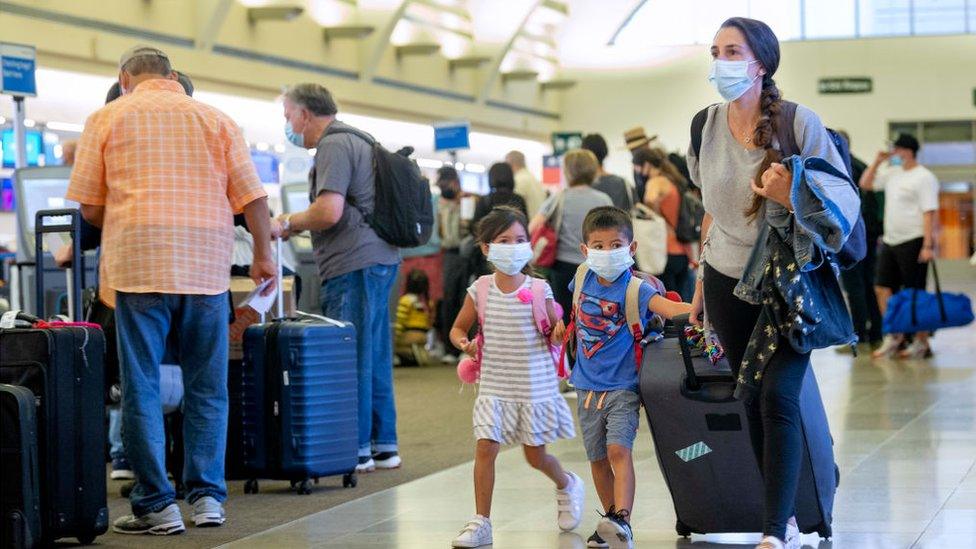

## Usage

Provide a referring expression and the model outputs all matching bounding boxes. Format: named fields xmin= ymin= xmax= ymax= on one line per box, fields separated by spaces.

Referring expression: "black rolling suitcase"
xmin=639 ymin=314 xmax=836 ymax=539
xmin=0 ymin=210 xmax=108 ymax=545
xmin=1 ymin=384 xmax=42 ymax=549
xmin=239 ymin=240 xmax=359 ymax=495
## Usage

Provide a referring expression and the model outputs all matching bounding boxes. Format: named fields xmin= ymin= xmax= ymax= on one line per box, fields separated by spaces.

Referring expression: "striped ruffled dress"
xmin=467 ymin=276 xmax=576 ymax=446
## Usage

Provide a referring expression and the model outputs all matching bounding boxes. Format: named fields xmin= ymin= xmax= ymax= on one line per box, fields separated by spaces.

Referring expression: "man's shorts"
xmin=876 ymin=238 xmax=928 ymax=291
xmin=576 ymin=389 xmax=640 ymax=462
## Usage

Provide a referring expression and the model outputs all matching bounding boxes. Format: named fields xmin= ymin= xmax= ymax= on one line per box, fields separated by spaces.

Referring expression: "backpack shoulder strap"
xmin=571 ymin=263 xmax=590 ymax=316
xmin=529 ymin=278 xmax=550 ymax=335
xmin=625 ymin=274 xmax=647 ymax=371
xmin=691 ymin=104 xmax=717 ymax=158
xmin=775 ymin=100 xmax=800 ymax=158
xmin=474 ymin=275 xmax=492 ymax=327
xmin=325 ymin=124 xmax=377 ymax=146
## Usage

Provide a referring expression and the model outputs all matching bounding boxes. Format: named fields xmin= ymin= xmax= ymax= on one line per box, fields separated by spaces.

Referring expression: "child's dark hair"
xmin=476 ymin=206 xmax=534 ymax=276
xmin=582 ymin=206 xmax=634 ymax=243
xmin=404 ymin=269 xmax=430 ymax=303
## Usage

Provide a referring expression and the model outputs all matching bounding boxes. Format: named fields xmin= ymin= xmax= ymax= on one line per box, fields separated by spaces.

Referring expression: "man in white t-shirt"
xmin=506 ymin=150 xmax=548 ymax=218
xmin=860 ymin=133 xmax=939 ymax=359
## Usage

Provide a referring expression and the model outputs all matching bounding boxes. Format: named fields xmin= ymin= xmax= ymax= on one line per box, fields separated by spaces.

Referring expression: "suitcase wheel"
xmin=675 ymin=520 xmax=692 ymax=538
xmin=343 ymin=473 xmax=357 ymax=488
xmin=244 ymin=478 xmax=259 ymax=494
xmin=77 ymin=533 xmax=96 ymax=545
xmin=296 ymin=479 xmax=313 ymax=495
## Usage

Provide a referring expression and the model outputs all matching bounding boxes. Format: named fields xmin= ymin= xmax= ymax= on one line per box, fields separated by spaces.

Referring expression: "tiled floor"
xmin=223 ymin=266 xmax=976 ymax=549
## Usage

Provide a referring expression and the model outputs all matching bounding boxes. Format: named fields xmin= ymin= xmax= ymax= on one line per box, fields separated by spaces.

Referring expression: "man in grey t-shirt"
xmin=276 ymin=84 xmax=401 ymax=473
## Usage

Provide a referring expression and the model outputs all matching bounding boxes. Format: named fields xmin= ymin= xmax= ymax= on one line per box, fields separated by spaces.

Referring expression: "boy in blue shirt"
xmin=569 ymin=206 xmax=691 ymax=549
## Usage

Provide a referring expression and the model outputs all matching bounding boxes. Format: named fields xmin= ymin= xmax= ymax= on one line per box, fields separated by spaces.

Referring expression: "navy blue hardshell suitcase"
xmin=240 ymin=304 xmax=359 ymax=494
xmin=1 ymin=384 xmax=42 ymax=549
xmin=639 ymin=315 xmax=837 ymax=539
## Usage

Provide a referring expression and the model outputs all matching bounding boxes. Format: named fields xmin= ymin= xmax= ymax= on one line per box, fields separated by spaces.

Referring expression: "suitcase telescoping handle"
xmin=34 ymin=209 xmax=84 ymax=322
xmin=258 ymin=237 xmax=285 ymax=324
xmin=670 ymin=313 xmax=702 ymax=391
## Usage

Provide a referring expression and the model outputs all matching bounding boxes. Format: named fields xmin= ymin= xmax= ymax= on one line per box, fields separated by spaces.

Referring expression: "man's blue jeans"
xmin=321 ymin=264 xmax=399 ymax=457
xmin=115 ymin=292 xmax=229 ymax=515
xmin=108 ymin=406 xmax=125 ymax=460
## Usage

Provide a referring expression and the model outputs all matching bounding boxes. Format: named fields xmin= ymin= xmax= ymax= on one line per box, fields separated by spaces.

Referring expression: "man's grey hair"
xmin=122 ymin=54 xmax=171 ymax=77
xmin=505 ymin=150 xmax=526 ymax=169
xmin=284 ymin=83 xmax=338 ymax=117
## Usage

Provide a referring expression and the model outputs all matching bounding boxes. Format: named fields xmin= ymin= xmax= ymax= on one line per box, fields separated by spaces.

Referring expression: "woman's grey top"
xmin=687 ymin=101 xmax=847 ymax=279
xmin=539 ymin=186 xmax=614 ymax=265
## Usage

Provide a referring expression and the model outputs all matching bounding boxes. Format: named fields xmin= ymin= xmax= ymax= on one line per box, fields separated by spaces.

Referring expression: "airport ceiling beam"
xmin=477 ymin=0 xmax=542 ymax=104
xmin=195 ymin=0 xmax=235 ymax=53
xmin=361 ymin=0 xmax=412 ymax=82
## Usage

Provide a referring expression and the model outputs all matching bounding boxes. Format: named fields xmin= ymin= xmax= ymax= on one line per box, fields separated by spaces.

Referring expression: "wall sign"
xmin=0 ymin=42 xmax=37 ymax=97
xmin=818 ymin=77 xmax=872 ymax=94
xmin=550 ymin=132 xmax=582 ymax=157
xmin=433 ymin=120 xmax=470 ymax=151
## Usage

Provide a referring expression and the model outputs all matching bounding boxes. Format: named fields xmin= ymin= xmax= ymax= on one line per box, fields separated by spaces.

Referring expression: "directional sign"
xmin=0 ymin=42 xmax=37 ymax=97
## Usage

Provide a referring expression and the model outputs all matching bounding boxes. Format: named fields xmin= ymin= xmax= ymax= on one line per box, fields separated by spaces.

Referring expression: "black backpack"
xmin=326 ymin=125 xmax=434 ymax=248
xmin=691 ymin=101 xmax=866 ymax=269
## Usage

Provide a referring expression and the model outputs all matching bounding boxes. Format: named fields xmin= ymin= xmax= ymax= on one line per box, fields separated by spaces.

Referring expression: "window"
xmin=914 ymin=0 xmax=968 ymax=34
xmin=892 ymin=120 xmax=976 ymax=166
xmin=860 ymin=0 xmax=912 ymax=36
xmin=805 ymin=0 xmax=856 ymax=38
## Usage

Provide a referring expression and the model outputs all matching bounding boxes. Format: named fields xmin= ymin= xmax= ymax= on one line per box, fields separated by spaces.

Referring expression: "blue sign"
xmin=434 ymin=120 xmax=470 ymax=152
xmin=0 ymin=43 xmax=37 ymax=97
xmin=1 ymin=129 xmax=42 ymax=167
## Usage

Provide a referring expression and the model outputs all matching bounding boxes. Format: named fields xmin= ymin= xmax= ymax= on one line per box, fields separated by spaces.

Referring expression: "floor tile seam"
xmin=910 ymin=459 xmax=976 ymax=548
xmin=845 ymin=396 xmax=945 ymax=475
xmin=217 ymin=443 xmax=529 ymax=546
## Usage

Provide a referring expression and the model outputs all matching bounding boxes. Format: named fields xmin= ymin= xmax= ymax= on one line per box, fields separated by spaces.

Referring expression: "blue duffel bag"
xmin=882 ymin=261 xmax=974 ymax=334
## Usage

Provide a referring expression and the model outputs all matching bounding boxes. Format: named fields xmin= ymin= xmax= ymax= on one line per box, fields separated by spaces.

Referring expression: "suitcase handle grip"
xmin=668 ymin=313 xmax=702 ymax=392
xmin=34 ymin=209 xmax=84 ymax=322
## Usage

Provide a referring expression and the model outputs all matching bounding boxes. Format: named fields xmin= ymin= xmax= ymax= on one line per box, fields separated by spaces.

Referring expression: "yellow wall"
xmin=560 ymin=35 xmax=976 ymax=176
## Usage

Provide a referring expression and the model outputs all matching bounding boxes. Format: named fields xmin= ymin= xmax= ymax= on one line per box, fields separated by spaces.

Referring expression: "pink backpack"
xmin=468 ymin=275 xmax=567 ymax=380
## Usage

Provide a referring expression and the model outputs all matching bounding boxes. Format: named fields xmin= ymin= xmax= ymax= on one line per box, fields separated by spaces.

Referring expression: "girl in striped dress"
xmin=449 ymin=206 xmax=583 ymax=548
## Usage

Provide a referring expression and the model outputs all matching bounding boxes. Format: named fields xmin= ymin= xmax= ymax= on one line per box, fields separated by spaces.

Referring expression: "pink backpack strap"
xmin=474 ymin=275 xmax=492 ymax=327
xmin=530 ymin=278 xmax=568 ymax=379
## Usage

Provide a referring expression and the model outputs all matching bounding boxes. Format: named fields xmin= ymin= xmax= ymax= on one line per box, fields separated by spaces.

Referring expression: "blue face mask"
xmin=889 ymin=154 xmax=903 ymax=167
xmin=285 ymin=120 xmax=305 ymax=148
xmin=487 ymin=242 xmax=533 ymax=276
xmin=708 ymin=59 xmax=760 ymax=102
xmin=585 ymin=247 xmax=634 ymax=282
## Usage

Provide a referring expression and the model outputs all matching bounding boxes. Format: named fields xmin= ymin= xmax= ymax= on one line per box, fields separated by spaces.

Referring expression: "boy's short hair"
xmin=582 ymin=206 xmax=634 ymax=243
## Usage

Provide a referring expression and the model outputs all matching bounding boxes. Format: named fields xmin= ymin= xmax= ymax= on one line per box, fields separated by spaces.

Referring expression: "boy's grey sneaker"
xmin=113 ymin=503 xmax=185 ymax=535
xmin=191 ymin=496 xmax=226 ymax=527
xmin=587 ymin=530 xmax=609 ymax=547
xmin=596 ymin=507 xmax=633 ymax=549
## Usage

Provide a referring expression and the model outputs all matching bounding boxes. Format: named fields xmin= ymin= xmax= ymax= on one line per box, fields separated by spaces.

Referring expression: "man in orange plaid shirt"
xmin=67 ymin=45 xmax=275 ymax=536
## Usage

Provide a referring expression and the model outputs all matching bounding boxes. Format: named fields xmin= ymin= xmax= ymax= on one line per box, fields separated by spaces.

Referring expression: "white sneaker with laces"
xmin=452 ymin=515 xmax=492 ymax=548
xmin=872 ymin=334 xmax=902 ymax=359
xmin=755 ymin=536 xmax=785 ymax=549
xmin=113 ymin=503 xmax=185 ymax=535
xmin=899 ymin=340 xmax=931 ymax=359
xmin=556 ymin=471 xmax=584 ymax=531
xmin=191 ymin=496 xmax=225 ymax=527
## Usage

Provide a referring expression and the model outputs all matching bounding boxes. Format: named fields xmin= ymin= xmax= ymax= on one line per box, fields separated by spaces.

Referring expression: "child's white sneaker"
xmin=452 ymin=515 xmax=492 ymax=548
xmin=756 ymin=536 xmax=785 ymax=549
xmin=556 ymin=471 xmax=585 ymax=531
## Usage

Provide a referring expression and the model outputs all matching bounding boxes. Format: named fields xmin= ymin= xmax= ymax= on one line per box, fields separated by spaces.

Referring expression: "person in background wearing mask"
xmin=836 ymin=130 xmax=885 ymax=354
xmin=860 ymin=133 xmax=939 ymax=359
xmin=506 ymin=150 xmax=547 ymax=217
xmin=633 ymin=147 xmax=693 ymax=300
xmin=437 ymin=165 xmax=467 ymax=363
xmin=274 ymin=83 xmax=402 ymax=473
xmin=582 ymin=133 xmax=636 ymax=211
xmin=687 ymin=19 xmax=856 ymax=549
xmin=68 ymin=45 xmax=274 ymax=534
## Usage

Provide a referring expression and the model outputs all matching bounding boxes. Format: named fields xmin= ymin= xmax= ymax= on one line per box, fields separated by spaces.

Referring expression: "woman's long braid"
xmin=746 ymin=74 xmax=785 ymax=221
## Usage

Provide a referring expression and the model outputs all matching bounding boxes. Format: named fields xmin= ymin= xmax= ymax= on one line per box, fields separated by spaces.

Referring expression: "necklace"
xmin=729 ymin=108 xmax=759 ymax=146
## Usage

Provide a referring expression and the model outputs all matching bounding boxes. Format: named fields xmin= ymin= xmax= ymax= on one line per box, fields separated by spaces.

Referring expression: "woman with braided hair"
xmin=686 ymin=17 xmax=854 ymax=549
